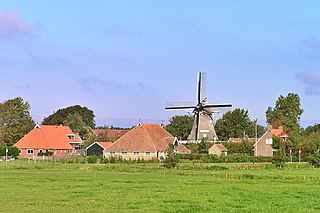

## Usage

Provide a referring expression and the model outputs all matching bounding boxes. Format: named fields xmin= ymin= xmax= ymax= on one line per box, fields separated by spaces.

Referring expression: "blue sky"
xmin=1 ymin=1 xmax=320 ymax=127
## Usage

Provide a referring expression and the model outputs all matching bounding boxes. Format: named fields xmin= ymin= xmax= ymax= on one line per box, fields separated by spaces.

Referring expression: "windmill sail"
xmin=165 ymin=72 xmax=232 ymax=142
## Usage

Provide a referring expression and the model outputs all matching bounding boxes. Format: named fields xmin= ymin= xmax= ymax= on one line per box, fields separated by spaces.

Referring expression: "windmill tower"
xmin=165 ymin=72 xmax=232 ymax=142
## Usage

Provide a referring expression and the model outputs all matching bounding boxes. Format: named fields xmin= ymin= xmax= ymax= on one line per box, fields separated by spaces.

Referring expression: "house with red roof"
xmin=208 ymin=144 xmax=228 ymax=156
xmin=104 ymin=123 xmax=190 ymax=160
xmin=14 ymin=125 xmax=82 ymax=158
xmin=85 ymin=142 xmax=112 ymax=156
xmin=253 ymin=126 xmax=288 ymax=156
xmin=93 ymin=129 xmax=129 ymax=142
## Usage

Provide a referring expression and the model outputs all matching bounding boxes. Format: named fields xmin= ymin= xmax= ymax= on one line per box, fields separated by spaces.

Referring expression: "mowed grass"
xmin=1 ymin=161 xmax=320 ymax=212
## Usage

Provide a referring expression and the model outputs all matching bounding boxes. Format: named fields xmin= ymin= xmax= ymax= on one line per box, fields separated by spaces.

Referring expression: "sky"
xmin=1 ymin=1 xmax=320 ymax=128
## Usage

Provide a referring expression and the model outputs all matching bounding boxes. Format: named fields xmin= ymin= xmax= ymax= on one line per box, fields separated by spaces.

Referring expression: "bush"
xmin=0 ymin=146 xmax=19 ymax=158
xmin=178 ymin=153 xmax=274 ymax=163
xmin=87 ymin=155 xmax=101 ymax=164
xmin=163 ymin=145 xmax=179 ymax=169
xmin=272 ymin=148 xmax=287 ymax=168
xmin=38 ymin=151 xmax=53 ymax=156
xmin=307 ymin=152 xmax=320 ymax=168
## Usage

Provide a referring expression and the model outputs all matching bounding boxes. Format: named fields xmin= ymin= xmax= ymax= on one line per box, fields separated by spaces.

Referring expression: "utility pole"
xmin=254 ymin=118 xmax=258 ymax=156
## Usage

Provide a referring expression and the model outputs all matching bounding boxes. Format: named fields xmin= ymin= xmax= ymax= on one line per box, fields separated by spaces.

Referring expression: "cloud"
xmin=296 ymin=71 xmax=320 ymax=96
xmin=0 ymin=10 xmax=36 ymax=38
xmin=75 ymin=75 xmax=130 ymax=92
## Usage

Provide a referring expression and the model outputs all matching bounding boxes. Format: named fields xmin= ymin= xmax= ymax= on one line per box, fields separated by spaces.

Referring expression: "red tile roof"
xmin=105 ymin=123 xmax=189 ymax=153
xmin=14 ymin=125 xmax=82 ymax=150
xmin=97 ymin=142 xmax=112 ymax=149
xmin=272 ymin=129 xmax=288 ymax=138
xmin=214 ymin=144 xmax=228 ymax=151
xmin=178 ymin=143 xmax=191 ymax=153
xmin=93 ymin=129 xmax=129 ymax=139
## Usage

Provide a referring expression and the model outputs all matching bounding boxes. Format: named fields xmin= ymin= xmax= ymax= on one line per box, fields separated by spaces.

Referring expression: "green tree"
xmin=0 ymin=97 xmax=35 ymax=146
xmin=163 ymin=145 xmax=179 ymax=169
xmin=42 ymin=105 xmax=95 ymax=129
xmin=223 ymin=142 xmax=254 ymax=155
xmin=272 ymin=147 xmax=287 ymax=168
xmin=303 ymin=123 xmax=320 ymax=135
xmin=63 ymin=113 xmax=92 ymax=140
xmin=266 ymin=93 xmax=303 ymax=136
xmin=215 ymin=108 xmax=264 ymax=141
xmin=300 ymin=132 xmax=320 ymax=156
xmin=165 ymin=115 xmax=193 ymax=140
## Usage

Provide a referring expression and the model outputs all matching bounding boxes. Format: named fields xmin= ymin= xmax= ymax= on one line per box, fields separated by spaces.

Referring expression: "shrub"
xmin=163 ymin=145 xmax=179 ymax=169
xmin=307 ymin=152 xmax=320 ymax=168
xmin=0 ymin=146 xmax=19 ymax=158
xmin=272 ymin=148 xmax=287 ymax=168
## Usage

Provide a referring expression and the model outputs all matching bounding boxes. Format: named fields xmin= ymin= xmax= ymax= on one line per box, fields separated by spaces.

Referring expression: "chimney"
xmin=267 ymin=125 xmax=272 ymax=132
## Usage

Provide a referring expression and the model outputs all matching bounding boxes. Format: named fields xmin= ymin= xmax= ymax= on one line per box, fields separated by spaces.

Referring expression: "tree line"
xmin=165 ymin=93 xmax=320 ymax=158
xmin=0 ymin=97 xmax=95 ymax=146
xmin=1 ymin=93 xmax=319 ymax=159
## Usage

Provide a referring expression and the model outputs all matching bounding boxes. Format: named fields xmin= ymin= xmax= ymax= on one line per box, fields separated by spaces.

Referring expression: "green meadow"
xmin=1 ymin=161 xmax=320 ymax=212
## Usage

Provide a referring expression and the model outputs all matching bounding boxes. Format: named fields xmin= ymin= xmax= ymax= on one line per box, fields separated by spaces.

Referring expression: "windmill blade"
xmin=197 ymin=72 xmax=202 ymax=104
xmin=165 ymin=102 xmax=195 ymax=110
xmin=195 ymin=111 xmax=200 ymax=141
xmin=202 ymin=103 xmax=232 ymax=108
xmin=200 ymin=72 xmax=206 ymax=102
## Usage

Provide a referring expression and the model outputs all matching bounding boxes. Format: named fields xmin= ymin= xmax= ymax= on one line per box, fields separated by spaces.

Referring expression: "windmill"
xmin=165 ymin=72 xmax=232 ymax=142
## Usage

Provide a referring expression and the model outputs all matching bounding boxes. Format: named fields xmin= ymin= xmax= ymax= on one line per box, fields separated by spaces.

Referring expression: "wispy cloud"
xmin=75 ymin=75 xmax=130 ymax=92
xmin=0 ymin=10 xmax=38 ymax=38
xmin=296 ymin=71 xmax=320 ymax=96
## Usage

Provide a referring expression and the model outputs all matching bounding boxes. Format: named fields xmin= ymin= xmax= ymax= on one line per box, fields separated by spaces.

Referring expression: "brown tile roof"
xmin=14 ymin=125 xmax=82 ymax=150
xmin=93 ymin=129 xmax=129 ymax=140
xmin=214 ymin=144 xmax=228 ymax=151
xmin=178 ymin=143 xmax=191 ymax=153
xmin=272 ymin=129 xmax=288 ymax=138
xmin=106 ymin=123 xmax=181 ymax=152
xmin=228 ymin=138 xmax=257 ymax=143
xmin=97 ymin=142 xmax=112 ymax=149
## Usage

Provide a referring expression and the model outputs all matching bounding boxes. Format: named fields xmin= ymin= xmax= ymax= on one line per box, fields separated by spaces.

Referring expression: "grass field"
xmin=1 ymin=161 xmax=320 ymax=212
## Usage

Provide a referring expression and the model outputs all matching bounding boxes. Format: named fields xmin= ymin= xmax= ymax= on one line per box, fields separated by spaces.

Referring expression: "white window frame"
xmin=134 ymin=152 xmax=139 ymax=155
xmin=121 ymin=152 xmax=127 ymax=155
xmin=266 ymin=137 xmax=273 ymax=145
xmin=27 ymin=149 xmax=34 ymax=154
xmin=146 ymin=152 xmax=150 ymax=155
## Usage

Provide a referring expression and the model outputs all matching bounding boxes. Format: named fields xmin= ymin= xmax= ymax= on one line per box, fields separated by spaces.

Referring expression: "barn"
xmin=85 ymin=142 xmax=112 ymax=156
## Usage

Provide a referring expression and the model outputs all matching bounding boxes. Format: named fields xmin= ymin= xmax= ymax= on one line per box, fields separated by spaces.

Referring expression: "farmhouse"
xmin=253 ymin=125 xmax=288 ymax=156
xmin=104 ymin=123 xmax=190 ymax=160
xmin=208 ymin=144 xmax=228 ymax=156
xmin=93 ymin=129 xmax=129 ymax=142
xmin=85 ymin=142 xmax=112 ymax=156
xmin=14 ymin=124 xmax=82 ymax=158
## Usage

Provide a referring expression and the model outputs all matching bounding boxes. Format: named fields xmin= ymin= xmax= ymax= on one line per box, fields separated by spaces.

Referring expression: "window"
xmin=266 ymin=138 xmax=273 ymax=145
xmin=67 ymin=134 xmax=75 ymax=140
xmin=146 ymin=152 xmax=150 ymax=155
xmin=39 ymin=149 xmax=43 ymax=153
xmin=19 ymin=149 xmax=21 ymax=154
xmin=122 ymin=152 xmax=127 ymax=155
xmin=134 ymin=152 xmax=139 ymax=155
xmin=27 ymin=149 xmax=34 ymax=154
